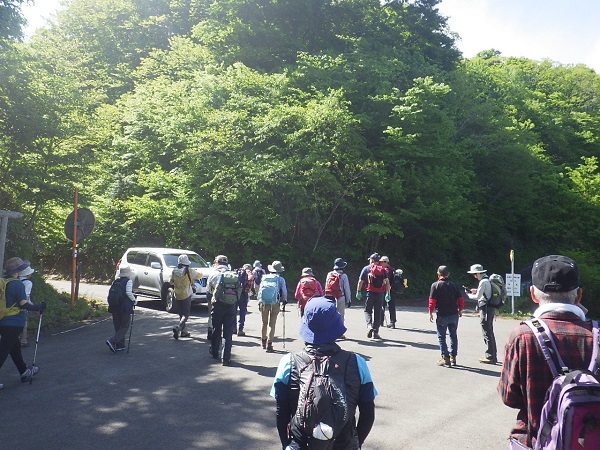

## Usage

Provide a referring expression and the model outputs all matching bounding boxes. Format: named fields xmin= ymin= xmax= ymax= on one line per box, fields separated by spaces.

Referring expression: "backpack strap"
xmin=588 ymin=320 xmax=600 ymax=375
xmin=524 ymin=318 xmax=569 ymax=377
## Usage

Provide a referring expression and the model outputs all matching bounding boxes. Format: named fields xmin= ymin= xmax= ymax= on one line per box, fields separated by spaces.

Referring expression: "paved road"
xmin=2 ymin=282 xmax=520 ymax=449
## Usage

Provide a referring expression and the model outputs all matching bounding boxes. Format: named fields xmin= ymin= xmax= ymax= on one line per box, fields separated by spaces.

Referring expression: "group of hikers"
xmin=3 ymin=251 xmax=598 ymax=449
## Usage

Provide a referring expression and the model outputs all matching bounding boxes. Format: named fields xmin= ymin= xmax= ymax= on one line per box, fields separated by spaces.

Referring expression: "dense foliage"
xmin=2 ymin=0 xmax=599 ymax=314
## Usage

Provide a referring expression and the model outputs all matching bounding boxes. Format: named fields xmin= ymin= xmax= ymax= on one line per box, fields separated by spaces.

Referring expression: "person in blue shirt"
xmin=271 ymin=296 xmax=376 ymax=449
xmin=1 ymin=257 xmax=45 ymax=389
xmin=258 ymin=260 xmax=288 ymax=353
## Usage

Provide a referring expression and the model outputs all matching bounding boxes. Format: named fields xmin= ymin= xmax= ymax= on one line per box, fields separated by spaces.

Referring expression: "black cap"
xmin=437 ymin=265 xmax=449 ymax=277
xmin=368 ymin=253 xmax=380 ymax=262
xmin=532 ymin=255 xmax=579 ymax=293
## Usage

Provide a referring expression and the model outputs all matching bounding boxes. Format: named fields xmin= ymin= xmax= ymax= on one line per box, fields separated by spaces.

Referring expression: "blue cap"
xmin=299 ymin=297 xmax=347 ymax=344
xmin=369 ymin=253 xmax=380 ymax=262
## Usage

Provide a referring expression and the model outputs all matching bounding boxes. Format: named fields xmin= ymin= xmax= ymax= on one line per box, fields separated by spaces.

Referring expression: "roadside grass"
xmin=27 ymin=275 xmax=108 ymax=333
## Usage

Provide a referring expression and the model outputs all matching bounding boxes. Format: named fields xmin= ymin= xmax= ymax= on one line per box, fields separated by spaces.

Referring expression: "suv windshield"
xmin=163 ymin=253 xmax=210 ymax=269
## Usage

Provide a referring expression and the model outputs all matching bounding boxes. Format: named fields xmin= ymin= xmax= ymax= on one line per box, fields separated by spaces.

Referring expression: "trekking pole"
xmin=30 ymin=310 xmax=43 ymax=385
xmin=282 ymin=303 xmax=286 ymax=349
xmin=127 ymin=306 xmax=135 ymax=354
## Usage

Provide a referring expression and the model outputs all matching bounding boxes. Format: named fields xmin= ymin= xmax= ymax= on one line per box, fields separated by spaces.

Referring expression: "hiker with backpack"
xmin=379 ymin=256 xmax=398 ymax=329
xmin=237 ymin=264 xmax=254 ymax=336
xmin=1 ymin=257 xmax=46 ymax=388
xmin=324 ymin=258 xmax=352 ymax=336
xmin=206 ymin=255 xmax=239 ymax=366
xmin=257 ymin=260 xmax=287 ymax=353
xmin=356 ymin=253 xmax=390 ymax=340
xmin=428 ymin=265 xmax=464 ymax=367
xmin=106 ymin=265 xmax=137 ymax=352
xmin=169 ymin=254 xmax=203 ymax=340
xmin=466 ymin=264 xmax=498 ymax=364
xmin=294 ymin=267 xmax=324 ymax=317
xmin=270 ymin=296 xmax=377 ymax=449
xmin=498 ymin=255 xmax=598 ymax=449
xmin=252 ymin=260 xmax=266 ymax=299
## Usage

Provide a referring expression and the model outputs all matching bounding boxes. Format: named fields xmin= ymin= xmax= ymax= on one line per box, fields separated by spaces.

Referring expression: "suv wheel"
xmin=163 ymin=286 xmax=176 ymax=313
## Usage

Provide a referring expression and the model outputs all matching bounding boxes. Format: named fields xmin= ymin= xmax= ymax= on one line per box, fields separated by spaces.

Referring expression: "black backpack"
xmin=290 ymin=350 xmax=353 ymax=449
xmin=107 ymin=278 xmax=128 ymax=313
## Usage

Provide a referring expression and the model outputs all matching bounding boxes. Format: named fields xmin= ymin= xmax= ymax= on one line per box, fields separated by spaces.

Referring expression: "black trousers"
xmin=0 ymin=325 xmax=27 ymax=374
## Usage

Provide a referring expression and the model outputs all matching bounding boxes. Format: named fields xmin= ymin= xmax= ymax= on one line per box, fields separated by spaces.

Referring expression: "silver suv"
xmin=116 ymin=247 xmax=215 ymax=312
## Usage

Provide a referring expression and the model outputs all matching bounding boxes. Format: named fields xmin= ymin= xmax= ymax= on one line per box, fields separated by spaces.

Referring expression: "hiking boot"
xmin=479 ymin=356 xmax=497 ymax=364
xmin=106 ymin=339 xmax=116 ymax=353
xmin=450 ymin=355 xmax=456 ymax=366
xmin=261 ymin=338 xmax=267 ymax=349
xmin=437 ymin=356 xmax=451 ymax=367
xmin=237 ymin=330 xmax=246 ymax=337
xmin=266 ymin=342 xmax=274 ymax=353
xmin=367 ymin=329 xmax=373 ymax=338
xmin=372 ymin=331 xmax=381 ymax=340
xmin=180 ymin=331 xmax=191 ymax=338
xmin=21 ymin=366 xmax=39 ymax=382
xmin=173 ymin=327 xmax=180 ymax=340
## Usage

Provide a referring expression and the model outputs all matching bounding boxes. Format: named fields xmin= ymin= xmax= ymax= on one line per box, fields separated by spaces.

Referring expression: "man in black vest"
xmin=270 ymin=297 xmax=376 ymax=449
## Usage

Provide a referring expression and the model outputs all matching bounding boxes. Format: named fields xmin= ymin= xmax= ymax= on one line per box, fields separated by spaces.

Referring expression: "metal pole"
xmin=510 ymin=250 xmax=515 ymax=315
xmin=70 ymin=188 xmax=79 ymax=305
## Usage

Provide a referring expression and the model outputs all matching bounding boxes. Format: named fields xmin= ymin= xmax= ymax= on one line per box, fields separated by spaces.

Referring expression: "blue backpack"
xmin=258 ymin=273 xmax=280 ymax=304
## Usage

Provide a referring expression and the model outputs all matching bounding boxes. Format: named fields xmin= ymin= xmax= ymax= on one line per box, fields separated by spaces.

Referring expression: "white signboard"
xmin=505 ymin=274 xmax=522 ymax=297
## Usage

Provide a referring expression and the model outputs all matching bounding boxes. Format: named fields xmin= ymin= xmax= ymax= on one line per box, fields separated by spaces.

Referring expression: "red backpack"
xmin=325 ymin=271 xmax=343 ymax=299
xmin=298 ymin=276 xmax=318 ymax=305
xmin=367 ymin=263 xmax=386 ymax=292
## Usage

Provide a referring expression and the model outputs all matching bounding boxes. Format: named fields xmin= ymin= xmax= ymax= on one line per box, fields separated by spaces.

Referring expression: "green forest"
xmin=2 ymin=0 xmax=600 ymax=312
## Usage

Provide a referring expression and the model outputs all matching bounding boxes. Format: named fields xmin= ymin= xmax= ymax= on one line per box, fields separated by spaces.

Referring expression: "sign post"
xmin=0 ymin=210 xmax=24 ymax=271
xmin=509 ymin=250 xmax=515 ymax=314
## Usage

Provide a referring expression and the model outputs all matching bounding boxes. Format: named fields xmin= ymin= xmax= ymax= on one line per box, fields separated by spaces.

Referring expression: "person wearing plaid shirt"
xmin=498 ymin=255 xmax=592 ymax=448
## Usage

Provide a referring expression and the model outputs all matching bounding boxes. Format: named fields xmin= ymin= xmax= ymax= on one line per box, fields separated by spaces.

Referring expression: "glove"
xmin=356 ymin=291 xmax=365 ymax=301
xmin=385 ymin=293 xmax=391 ymax=303
xmin=23 ymin=302 xmax=45 ymax=312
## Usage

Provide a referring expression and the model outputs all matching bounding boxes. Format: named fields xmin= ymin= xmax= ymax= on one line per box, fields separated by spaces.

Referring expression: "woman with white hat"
xmin=18 ymin=265 xmax=35 ymax=347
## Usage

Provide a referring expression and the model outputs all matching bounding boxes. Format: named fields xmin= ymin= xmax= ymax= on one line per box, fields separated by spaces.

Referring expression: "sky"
xmin=20 ymin=0 xmax=600 ymax=73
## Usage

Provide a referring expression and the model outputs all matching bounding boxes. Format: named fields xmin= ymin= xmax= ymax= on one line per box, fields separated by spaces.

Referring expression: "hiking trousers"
xmin=211 ymin=301 xmax=236 ymax=361
xmin=175 ymin=296 xmax=192 ymax=332
xmin=111 ymin=312 xmax=132 ymax=347
xmin=261 ymin=303 xmax=280 ymax=341
xmin=480 ymin=305 xmax=497 ymax=360
xmin=0 ymin=325 xmax=28 ymax=375
xmin=237 ymin=291 xmax=249 ymax=331
xmin=364 ymin=291 xmax=384 ymax=332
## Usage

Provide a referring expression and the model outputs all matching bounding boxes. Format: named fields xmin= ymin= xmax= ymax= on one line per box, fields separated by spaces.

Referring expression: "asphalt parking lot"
xmin=1 ymin=281 xmax=520 ymax=449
